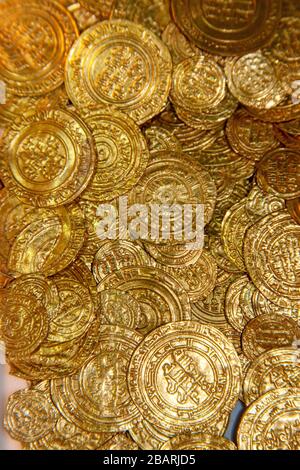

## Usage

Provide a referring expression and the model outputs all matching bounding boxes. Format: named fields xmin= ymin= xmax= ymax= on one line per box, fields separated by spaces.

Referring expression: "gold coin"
xmin=92 ymin=240 xmax=152 ymax=283
xmin=65 ymin=20 xmax=172 ymax=124
xmin=128 ymin=321 xmax=241 ymax=434
xmin=98 ymin=433 xmax=139 ymax=450
xmin=4 ymin=389 xmax=57 ymax=443
xmin=162 ymin=22 xmax=199 ymax=66
xmin=246 ymin=95 xmax=300 ymax=123
xmin=128 ymin=151 xmax=217 ymax=237
xmin=111 ymin=0 xmax=171 ymax=36
xmin=225 ymin=275 xmax=255 ymax=333
xmin=221 ymin=199 xmax=253 ymax=272
xmin=80 ymin=108 xmax=149 ymax=202
xmin=237 ymin=388 xmax=300 ymax=450
xmin=160 ymin=433 xmax=237 ymax=450
xmin=257 ymin=148 xmax=300 ymax=200
xmin=97 ymin=266 xmax=191 ymax=335
xmin=8 ymin=204 xmax=86 ymax=277
xmin=143 ymin=241 xmax=203 ymax=268
xmin=226 ymin=109 xmax=279 ymax=162
xmin=0 ymin=0 xmax=78 ymax=96
xmin=171 ymin=56 xmax=226 ymax=113
xmin=241 ymin=313 xmax=300 ymax=360
xmin=144 ymin=126 xmax=182 ymax=154
xmin=171 ymin=0 xmax=282 ymax=57
xmin=273 ymin=125 xmax=300 ymax=149
xmin=47 ymin=278 xmax=95 ymax=343
xmin=244 ymin=211 xmax=300 ymax=309
xmin=243 ymin=348 xmax=300 ymax=405
xmin=251 ymin=289 xmax=300 ymax=327
xmin=8 ymin=274 xmax=60 ymax=318
xmin=129 ymin=419 xmax=172 ymax=450
xmin=278 ymin=119 xmax=300 ymax=136
xmin=0 ymin=108 xmax=96 ymax=207
xmin=161 ymin=249 xmax=217 ymax=303
xmin=79 ymin=0 xmax=114 ymax=17
xmin=225 ymin=52 xmax=285 ymax=109
xmin=245 ymin=185 xmax=285 ymax=223
xmin=286 ymin=198 xmax=300 ymax=225
xmin=0 ymin=290 xmax=49 ymax=356
xmin=51 ymin=324 xmax=143 ymax=432
xmin=209 ymin=235 xmax=243 ymax=274
xmin=99 ymin=289 xmax=142 ymax=329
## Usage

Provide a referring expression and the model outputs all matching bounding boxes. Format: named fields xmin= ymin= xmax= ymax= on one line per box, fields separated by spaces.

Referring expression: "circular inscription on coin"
xmin=171 ymin=56 xmax=226 ymax=112
xmin=171 ymin=0 xmax=282 ymax=56
xmin=4 ymin=389 xmax=57 ymax=442
xmin=128 ymin=321 xmax=241 ymax=433
xmin=0 ymin=109 xmax=96 ymax=207
xmin=65 ymin=20 xmax=172 ymax=124
xmin=242 ymin=313 xmax=300 ymax=360
xmin=226 ymin=109 xmax=279 ymax=162
xmin=80 ymin=108 xmax=149 ymax=202
xmin=99 ymin=289 xmax=142 ymax=329
xmin=257 ymin=149 xmax=300 ymax=200
xmin=0 ymin=291 xmax=49 ymax=355
xmin=160 ymin=433 xmax=237 ymax=450
xmin=50 ymin=325 xmax=143 ymax=432
xmin=243 ymin=348 xmax=300 ymax=405
xmin=237 ymin=388 xmax=300 ymax=450
xmin=97 ymin=266 xmax=191 ymax=335
xmin=0 ymin=0 xmax=78 ymax=95
xmin=245 ymin=185 xmax=285 ymax=223
xmin=244 ymin=211 xmax=300 ymax=309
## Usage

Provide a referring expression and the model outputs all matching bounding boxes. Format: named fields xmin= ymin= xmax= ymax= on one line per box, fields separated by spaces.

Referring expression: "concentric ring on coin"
xmin=0 ymin=108 xmax=96 ymax=207
xmin=226 ymin=109 xmax=279 ymax=162
xmin=143 ymin=242 xmax=203 ymax=267
xmin=0 ymin=291 xmax=49 ymax=356
xmin=4 ymin=389 xmax=57 ymax=442
xmin=50 ymin=325 xmax=143 ymax=432
xmin=243 ymin=348 xmax=300 ymax=405
xmin=257 ymin=148 xmax=300 ymax=200
xmin=92 ymin=240 xmax=152 ymax=283
xmin=242 ymin=313 xmax=300 ymax=360
xmin=65 ymin=20 xmax=172 ymax=124
xmin=8 ymin=204 xmax=86 ymax=277
xmin=80 ymin=108 xmax=149 ymax=202
xmin=160 ymin=433 xmax=237 ymax=450
xmin=237 ymin=388 xmax=300 ymax=450
xmin=97 ymin=266 xmax=191 ymax=335
xmin=170 ymin=56 xmax=226 ymax=112
xmin=128 ymin=321 xmax=241 ymax=433
xmin=245 ymin=185 xmax=286 ymax=223
xmin=0 ymin=0 xmax=78 ymax=96
xmin=225 ymin=53 xmax=285 ymax=109
xmin=170 ymin=0 xmax=282 ymax=57
xmin=244 ymin=211 xmax=300 ymax=309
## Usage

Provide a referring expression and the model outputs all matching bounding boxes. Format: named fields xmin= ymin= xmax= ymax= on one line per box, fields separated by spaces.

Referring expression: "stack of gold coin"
xmin=1 ymin=0 xmax=300 ymax=451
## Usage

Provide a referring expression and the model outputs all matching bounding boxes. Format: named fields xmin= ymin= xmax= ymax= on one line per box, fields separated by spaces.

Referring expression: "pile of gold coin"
xmin=1 ymin=0 xmax=300 ymax=451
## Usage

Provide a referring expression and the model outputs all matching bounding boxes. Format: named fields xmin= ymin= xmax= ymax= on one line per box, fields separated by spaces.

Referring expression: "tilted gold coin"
xmin=160 ymin=433 xmax=237 ymax=450
xmin=8 ymin=204 xmax=86 ymax=277
xmin=170 ymin=56 xmax=226 ymax=113
xmin=242 ymin=313 xmax=300 ymax=360
xmin=257 ymin=148 xmax=300 ymax=200
xmin=286 ymin=198 xmax=300 ymax=225
xmin=226 ymin=109 xmax=279 ymax=162
xmin=225 ymin=275 xmax=255 ymax=333
xmin=0 ymin=0 xmax=78 ymax=96
xmin=99 ymin=289 xmax=142 ymax=330
xmin=243 ymin=348 xmax=300 ymax=405
xmin=80 ymin=108 xmax=149 ymax=202
xmin=111 ymin=0 xmax=171 ymax=36
xmin=225 ymin=53 xmax=285 ymax=109
xmin=93 ymin=240 xmax=152 ymax=283
xmin=221 ymin=199 xmax=253 ymax=272
xmin=0 ymin=290 xmax=49 ymax=356
xmin=244 ymin=211 xmax=300 ymax=309
xmin=47 ymin=278 xmax=95 ymax=343
xmin=237 ymin=388 xmax=300 ymax=450
xmin=79 ymin=0 xmax=114 ymax=17
xmin=4 ymin=389 xmax=57 ymax=443
xmin=251 ymin=289 xmax=300 ymax=327
xmin=0 ymin=108 xmax=96 ymax=207
xmin=162 ymin=22 xmax=199 ymax=66
xmin=171 ymin=0 xmax=282 ymax=57
xmin=97 ymin=266 xmax=191 ymax=335
xmin=65 ymin=20 xmax=172 ymax=124
xmin=50 ymin=325 xmax=143 ymax=432
xmin=128 ymin=321 xmax=241 ymax=434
